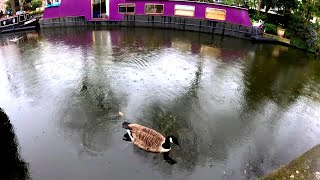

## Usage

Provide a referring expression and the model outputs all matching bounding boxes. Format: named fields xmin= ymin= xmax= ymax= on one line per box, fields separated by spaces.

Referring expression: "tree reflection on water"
xmin=38 ymin=28 xmax=320 ymax=179
xmin=0 ymin=108 xmax=30 ymax=180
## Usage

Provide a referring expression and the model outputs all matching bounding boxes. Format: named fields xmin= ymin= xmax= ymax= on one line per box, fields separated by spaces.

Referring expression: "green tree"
xmin=276 ymin=0 xmax=298 ymax=15
xmin=30 ymin=0 xmax=43 ymax=10
xmin=262 ymin=0 xmax=276 ymax=20
xmin=302 ymin=0 xmax=320 ymax=22
xmin=6 ymin=0 xmax=16 ymax=14
xmin=257 ymin=0 xmax=262 ymax=15
xmin=19 ymin=0 xmax=23 ymax=10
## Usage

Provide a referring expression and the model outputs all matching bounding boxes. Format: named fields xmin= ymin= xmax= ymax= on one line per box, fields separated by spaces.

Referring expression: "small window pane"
xmin=127 ymin=6 xmax=135 ymax=13
xmin=13 ymin=17 xmax=18 ymax=24
xmin=46 ymin=0 xmax=61 ymax=8
xmin=174 ymin=5 xmax=195 ymax=17
xmin=145 ymin=4 xmax=164 ymax=14
xmin=118 ymin=4 xmax=135 ymax=14
xmin=205 ymin=8 xmax=226 ymax=21
xmin=119 ymin=6 xmax=126 ymax=13
xmin=19 ymin=15 xmax=26 ymax=22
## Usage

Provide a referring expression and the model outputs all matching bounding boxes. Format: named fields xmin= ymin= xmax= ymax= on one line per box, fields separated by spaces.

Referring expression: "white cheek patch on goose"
xmin=127 ymin=130 xmax=134 ymax=141
xmin=170 ymin=137 xmax=173 ymax=143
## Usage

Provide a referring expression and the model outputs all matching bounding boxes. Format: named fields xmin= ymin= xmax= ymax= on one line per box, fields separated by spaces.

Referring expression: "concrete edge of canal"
xmin=39 ymin=15 xmax=265 ymax=40
xmin=260 ymin=144 xmax=320 ymax=180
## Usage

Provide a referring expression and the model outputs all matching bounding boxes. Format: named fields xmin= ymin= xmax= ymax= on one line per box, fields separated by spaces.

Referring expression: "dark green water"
xmin=0 ymin=27 xmax=320 ymax=180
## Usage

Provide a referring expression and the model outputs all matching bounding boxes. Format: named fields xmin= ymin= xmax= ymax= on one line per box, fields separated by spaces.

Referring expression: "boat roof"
xmin=169 ymin=0 xmax=248 ymax=10
xmin=0 ymin=13 xmax=29 ymax=21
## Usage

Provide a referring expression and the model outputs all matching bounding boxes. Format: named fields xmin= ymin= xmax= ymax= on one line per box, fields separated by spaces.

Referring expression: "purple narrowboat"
xmin=42 ymin=0 xmax=264 ymax=39
xmin=43 ymin=0 xmax=252 ymax=26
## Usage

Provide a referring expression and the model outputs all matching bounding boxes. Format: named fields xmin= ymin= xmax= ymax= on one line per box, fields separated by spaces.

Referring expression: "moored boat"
xmin=41 ymin=0 xmax=264 ymax=39
xmin=0 ymin=13 xmax=40 ymax=34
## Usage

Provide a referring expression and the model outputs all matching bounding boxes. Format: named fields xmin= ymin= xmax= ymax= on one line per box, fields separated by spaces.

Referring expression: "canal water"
xmin=0 ymin=27 xmax=320 ymax=180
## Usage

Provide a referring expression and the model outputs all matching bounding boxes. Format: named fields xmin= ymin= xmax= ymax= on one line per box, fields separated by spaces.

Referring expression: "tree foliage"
xmin=276 ymin=0 xmax=299 ymax=15
xmin=5 ymin=0 xmax=16 ymax=13
xmin=30 ymin=0 xmax=43 ymax=10
xmin=285 ymin=13 xmax=318 ymax=52
xmin=5 ymin=1 xmax=12 ymax=11
xmin=246 ymin=0 xmax=319 ymax=53
xmin=201 ymin=0 xmax=319 ymax=53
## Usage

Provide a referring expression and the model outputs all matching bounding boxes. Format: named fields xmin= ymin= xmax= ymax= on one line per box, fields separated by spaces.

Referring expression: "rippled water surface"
xmin=1 ymin=27 xmax=320 ymax=180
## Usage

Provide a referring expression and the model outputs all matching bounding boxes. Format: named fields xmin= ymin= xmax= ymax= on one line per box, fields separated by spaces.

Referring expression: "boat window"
xmin=205 ymin=8 xmax=226 ymax=21
xmin=3 ymin=19 xmax=13 ymax=26
xmin=13 ymin=17 xmax=18 ymax=24
xmin=19 ymin=15 xmax=26 ymax=22
xmin=174 ymin=5 xmax=195 ymax=17
xmin=145 ymin=4 xmax=164 ymax=14
xmin=46 ymin=0 xmax=61 ymax=8
xmin=118 ymin=4 xmax=135 ymax=14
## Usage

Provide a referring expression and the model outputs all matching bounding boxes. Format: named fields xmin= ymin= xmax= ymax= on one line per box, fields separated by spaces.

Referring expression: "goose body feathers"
xmin=122 ymin=122 xmax=180 ymax=164
xmin=123 ymin=122 xmax=168 ymax=153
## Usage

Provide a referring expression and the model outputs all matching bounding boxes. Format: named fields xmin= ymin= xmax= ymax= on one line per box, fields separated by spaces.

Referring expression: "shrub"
xmin=291 ymin=38 xmax=308 ymax=50
xmin=29 ymin=9 xmax=44 ymax=15
xmin=30 ymin=0 xmax=43 ymax=11
xmin=264 ymin=23 xmax=278 ymax=35
xmin=250 ymin=14 xmax=267 ymax=22
xmin=287 ymin=14 xmax=318 ymax=52
xmin=284 ymin=28 xmax=294 ymax=39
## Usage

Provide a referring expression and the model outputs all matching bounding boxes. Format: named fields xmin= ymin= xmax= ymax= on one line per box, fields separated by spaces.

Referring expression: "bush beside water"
xmin=264 ymin=23 xmax=278 ymax=35
xmin=250 ymin=10 xmax=319 ymax=55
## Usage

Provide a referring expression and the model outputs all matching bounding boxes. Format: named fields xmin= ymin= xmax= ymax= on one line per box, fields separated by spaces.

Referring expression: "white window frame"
xmin=174 ymin=5 xmax=195 ymax=17
xmin=205 ymin=7 xmax=227 ymax=21
xmin=145 ymin=4 xmax=164 ymax=15
xmin=118 ymin=3 xmax=136 ymax=14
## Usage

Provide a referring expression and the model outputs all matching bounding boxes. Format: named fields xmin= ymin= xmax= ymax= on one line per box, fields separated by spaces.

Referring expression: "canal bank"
xmin=39 ymin=16 xmax=264 ymax=40
xmin=39 ymin=16 xmax=315 ymax=58
xmin=261 ymin=144 xmax=320 ymax=180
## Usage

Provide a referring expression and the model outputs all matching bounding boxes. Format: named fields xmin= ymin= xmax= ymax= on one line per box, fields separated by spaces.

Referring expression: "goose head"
xmin=166 ymin=135 xmax=180 ymax=147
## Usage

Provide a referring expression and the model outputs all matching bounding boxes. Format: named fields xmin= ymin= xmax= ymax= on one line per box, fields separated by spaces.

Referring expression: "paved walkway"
xmin=261 ymin=144 xmax=320 ymax=180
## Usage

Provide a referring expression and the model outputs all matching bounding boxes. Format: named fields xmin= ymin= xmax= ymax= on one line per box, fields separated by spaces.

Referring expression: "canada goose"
xmin=122 ymin=121 xmax=179 ymax=164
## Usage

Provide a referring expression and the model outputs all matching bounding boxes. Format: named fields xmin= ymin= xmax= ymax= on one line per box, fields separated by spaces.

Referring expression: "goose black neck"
xmin=162 ymin=137 xmax=171 ymax=149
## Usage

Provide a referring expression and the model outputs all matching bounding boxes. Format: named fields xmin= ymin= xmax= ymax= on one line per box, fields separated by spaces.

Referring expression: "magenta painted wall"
xmin=110 ymin=0 xmax=252 ymax=26
xmin=43 ymin=0 xmax=91 ymax=20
